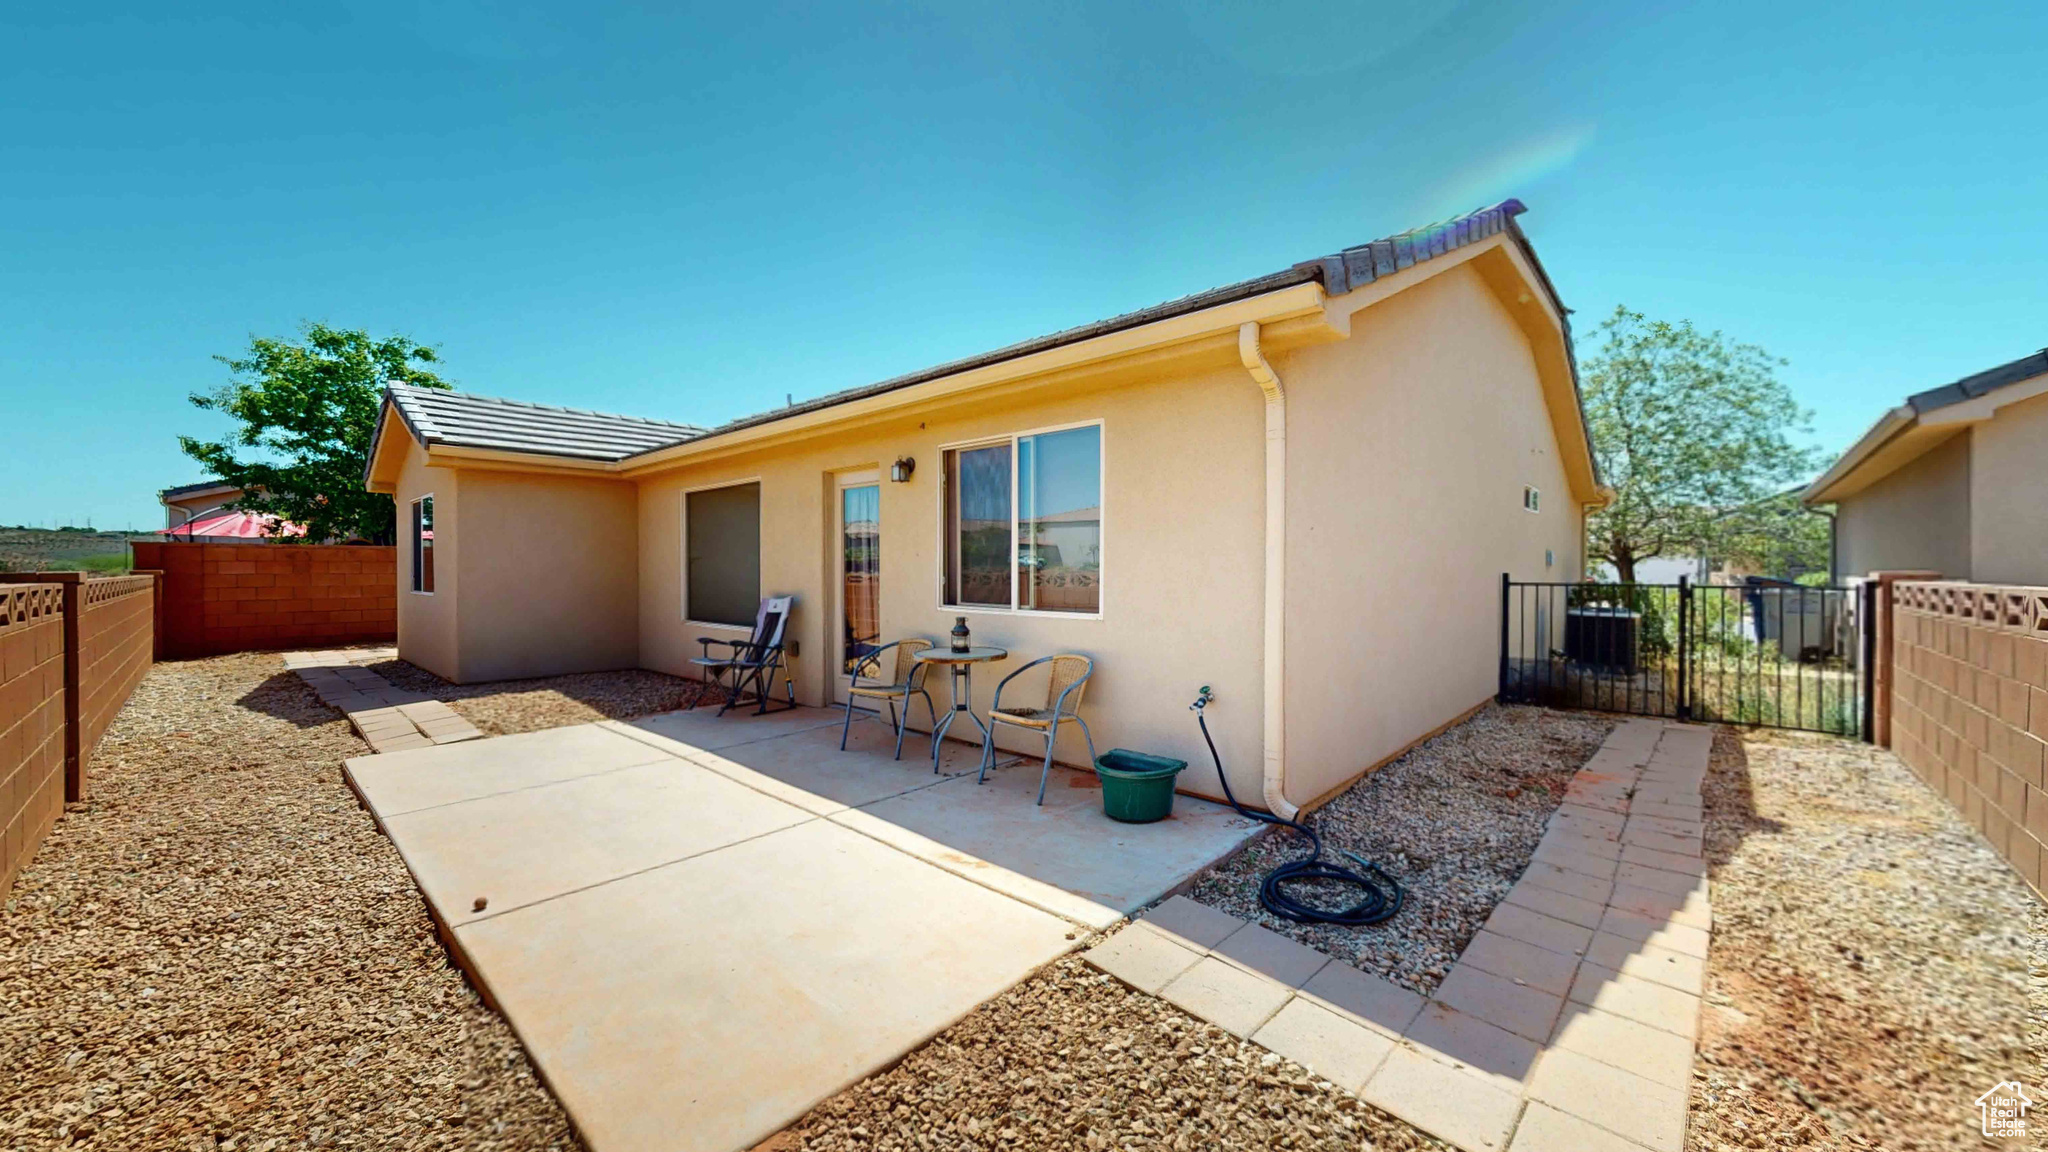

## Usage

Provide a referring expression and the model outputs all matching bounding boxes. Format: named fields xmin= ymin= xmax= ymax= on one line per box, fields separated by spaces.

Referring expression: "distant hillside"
xmin=0 ymin=527 xmax=155 ymax=573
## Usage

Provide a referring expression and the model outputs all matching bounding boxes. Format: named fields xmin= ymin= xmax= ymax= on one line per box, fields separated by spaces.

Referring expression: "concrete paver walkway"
xmin=285 ymin=648 xmax=483 ymax=751
xmin=1086 ymin=718 xmax=1713 ymax=1152
xmin=344 ymin=704 xmax=1259 ymax=1152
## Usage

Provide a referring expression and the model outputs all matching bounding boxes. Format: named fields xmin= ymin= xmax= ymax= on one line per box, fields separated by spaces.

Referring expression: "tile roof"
xmin=372 ymin=199 xmax=1562 ymax=477
xmin=383 ymin=384 xmax=706 ymax=462
xmin=1903 ymin=348 xmax=2048 ymax=415
xmin=657 ymin=199 xmax=1540 ymax=453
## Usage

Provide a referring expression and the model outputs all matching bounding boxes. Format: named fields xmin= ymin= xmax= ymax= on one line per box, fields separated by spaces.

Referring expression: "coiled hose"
xmin=1195 ymin=689 xmax=1403 ymax=926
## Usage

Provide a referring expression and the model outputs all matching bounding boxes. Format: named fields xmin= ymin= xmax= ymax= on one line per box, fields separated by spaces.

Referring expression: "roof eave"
xmin=617 ymin=280 xmax=1336 ymax=476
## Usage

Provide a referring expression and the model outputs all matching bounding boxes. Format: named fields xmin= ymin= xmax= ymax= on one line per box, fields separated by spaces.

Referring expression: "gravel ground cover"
xmin=1690 ymin=727 xmax=2042 ymax=1151
xmin=0 ymin=653 xmax=581 ymax=1151
xmin=766 ymin=954 xmax=1451 ymax=1152
xmin=1183 ymin=703 xmax=1613 ymax=995
xmin=367 ymin=658 xmax=697 ymax=736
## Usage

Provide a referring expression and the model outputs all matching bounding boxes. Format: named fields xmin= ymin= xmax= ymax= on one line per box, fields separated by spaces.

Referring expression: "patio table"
xmin=913 ymin=646 xmax=1009 ymax=773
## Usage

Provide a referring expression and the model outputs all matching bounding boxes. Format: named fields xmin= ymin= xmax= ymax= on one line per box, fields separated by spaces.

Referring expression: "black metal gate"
xmin=1497 ymin=575 xmax=1875 ymax=739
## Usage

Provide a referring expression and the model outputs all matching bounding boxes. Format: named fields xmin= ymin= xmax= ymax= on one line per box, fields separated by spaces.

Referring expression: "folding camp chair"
xmin=690 ymin=595 xmax=798 ymax=716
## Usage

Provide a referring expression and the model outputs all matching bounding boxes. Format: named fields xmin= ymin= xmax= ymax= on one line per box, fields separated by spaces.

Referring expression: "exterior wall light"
xmin=890 ymin=456 xmax=915 ymax=483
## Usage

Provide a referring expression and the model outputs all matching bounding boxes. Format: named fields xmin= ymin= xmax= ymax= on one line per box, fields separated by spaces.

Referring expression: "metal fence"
xmin=1497 ymin=575 xmax=1873 ymax=738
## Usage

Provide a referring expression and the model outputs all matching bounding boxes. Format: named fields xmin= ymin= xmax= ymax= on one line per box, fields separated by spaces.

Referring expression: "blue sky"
xmin=4 ymin=1 xmax=2043 ymax=530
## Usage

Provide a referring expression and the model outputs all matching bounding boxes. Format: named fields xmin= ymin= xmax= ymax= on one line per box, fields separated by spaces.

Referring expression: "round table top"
xmin=914 ymin=645 xmax=1009 ymax=664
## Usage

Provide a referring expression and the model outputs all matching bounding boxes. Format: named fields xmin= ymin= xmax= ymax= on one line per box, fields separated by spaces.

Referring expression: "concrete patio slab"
xmin=622 ymin=704 xmax=851 ymax=753
xmin=672 ymin=722 xmax=986 ymax=809
xmin=829 ymin=806 xmax=1119 ymax=928
xmin=384 ymin=759 xmax=813 ymax=927
xmin=454 ymin=818 xmax=1076 ymax=1152
xmin=351 ymin=708 xmax=1263 ymax=1152
xmin=846 ymin=757 xmax=1257 ymax=916
xmin=347 ymin=723 xmax=675 ymax=817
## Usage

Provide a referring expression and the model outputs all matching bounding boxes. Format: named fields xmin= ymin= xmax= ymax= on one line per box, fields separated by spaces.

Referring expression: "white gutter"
xmin=1238 ymin=321 xmax=1297 ymax=819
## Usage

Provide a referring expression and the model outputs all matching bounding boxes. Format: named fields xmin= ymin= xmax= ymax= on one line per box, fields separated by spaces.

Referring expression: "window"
xmin=943 ymin=424 xmax=1101 ymax=614
xmin=686 ymin=482 xmax=761 ymax=626
xmin=1523 ymin=486 xmax=1541 ymax=513
xmin=410 ymin=496 xmax=434 ymax=593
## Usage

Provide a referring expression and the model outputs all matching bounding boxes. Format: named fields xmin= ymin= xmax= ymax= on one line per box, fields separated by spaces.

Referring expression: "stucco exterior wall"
xmin=636 ymin=357 xmax=1272 ymax=803
xmin=454 ymin=471 xmax=640 ymax=682
xmin=1834 ymin=431 xmax=1972 ymax=581
xmin=393 ymin=439 xmax=461 ymax=681
xmin=1968 ymin=389 xmax=2048 ymax=586
xmin=1278 ymin=263 xmax=1583 ymax=807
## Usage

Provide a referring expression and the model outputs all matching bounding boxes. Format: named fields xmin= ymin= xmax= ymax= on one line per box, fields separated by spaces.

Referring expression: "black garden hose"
xmin=1194 ymin=688 xmax=1403 ymax=927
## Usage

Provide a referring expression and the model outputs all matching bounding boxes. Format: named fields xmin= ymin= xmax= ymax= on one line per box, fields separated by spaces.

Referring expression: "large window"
xmin=943 ymin=423 xmax=1101 ymax=615
xmin=410 ymin=496 xmax=434 ymax=593
xmin=686 ymin=482 xmax=761 ymax=626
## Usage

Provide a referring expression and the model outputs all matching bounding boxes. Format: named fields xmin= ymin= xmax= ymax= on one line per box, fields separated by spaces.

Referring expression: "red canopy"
xmin=159 ymin=510 xmax=306 ymax=539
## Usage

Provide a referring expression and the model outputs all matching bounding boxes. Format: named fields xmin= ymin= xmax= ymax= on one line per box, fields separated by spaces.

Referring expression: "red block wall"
xmin=130 ymin=542 xmax=396 ymax=659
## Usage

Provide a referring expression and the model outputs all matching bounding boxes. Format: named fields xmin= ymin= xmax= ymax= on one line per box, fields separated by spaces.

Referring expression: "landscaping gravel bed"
xmin=767 ymin=955 xmax=1451 ymax=1152
xmin=1689 ymin=728 xmax=2040 ymax=1151
xmin=1183 ymin=703 xmax=1613 ymax=996
xmin=367 ymin=658 xmax=697 ymax=736
xmin=0 ymin=653 xmax=581 ymax=1151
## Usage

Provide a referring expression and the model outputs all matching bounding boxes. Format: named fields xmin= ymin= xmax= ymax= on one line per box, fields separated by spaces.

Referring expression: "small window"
xmin=411 ymin=496 xmax=435 ymax=593
xmin=687 ymin=482 xmax=761 ymax=626
xmin=944 ymin=424 xmax=1101 ymax=614
xmin=1523 ymin=486 xmax=1540 ymax=513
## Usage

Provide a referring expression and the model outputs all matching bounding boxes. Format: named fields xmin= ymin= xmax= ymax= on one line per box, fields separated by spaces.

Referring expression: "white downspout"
xmin=1238 ymin=322 xmax=1298 ymax=819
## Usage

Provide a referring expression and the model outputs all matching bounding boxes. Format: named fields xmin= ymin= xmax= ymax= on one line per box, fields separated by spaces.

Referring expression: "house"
xmin=1803 ymin=349 xmax=2048 ymax=585
xmin=361 ymin=199 xmax=1607 ymax=814
xmin=157 ymin=480 xmax=305 ymax=542
xmin=160 ymin=480 xmax=244 ymax=529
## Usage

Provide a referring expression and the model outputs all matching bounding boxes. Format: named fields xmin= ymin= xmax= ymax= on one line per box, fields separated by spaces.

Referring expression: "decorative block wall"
xmin=1888 ymin=581 xmax=2048 ymax=898
xmin=0 ymin=584 xmax=67 ymax=901
xmin=129 ymin=542 xmax=396 ymax=659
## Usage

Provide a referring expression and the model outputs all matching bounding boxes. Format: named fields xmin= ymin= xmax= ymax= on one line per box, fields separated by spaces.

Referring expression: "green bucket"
xmin=1094 ymin=749 xmax=1188 ymax=823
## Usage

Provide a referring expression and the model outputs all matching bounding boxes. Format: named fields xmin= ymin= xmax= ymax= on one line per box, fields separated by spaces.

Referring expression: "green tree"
xmin=179 ymin=324 xmax=450 ymax=544
xmin=1712 ymin=490 xmax=1833 ymax=579
xmin=1581 ymin=308 xmax=1821 ymax=582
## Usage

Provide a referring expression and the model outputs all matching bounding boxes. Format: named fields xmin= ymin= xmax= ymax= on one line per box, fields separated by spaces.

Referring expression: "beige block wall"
xmin=1834 ymin=430 xmax=1972 ymax=581
xmin=0 ymin=585 xmax=66 ymax=901
xmin=394 ymin=439 xmax=462 ymax=681
xmin=636 ymin=352 xmax=1272 ymax=803
xmin=454 ymin=471 xmax=640 ymax=682
xmin=1968 ymin=387 xmax=2048 ymax=586
xmin=1887 ymin=581 xmax=2048 ymax=900
xmin=1278 ymin=263 xmax=1583 ymax=806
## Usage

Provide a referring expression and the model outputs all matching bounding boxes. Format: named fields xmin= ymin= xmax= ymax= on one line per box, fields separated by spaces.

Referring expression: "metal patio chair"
xmin=690 ymin=595 xmax=798 ymax=716
xmin=978 ymin=653 xmax=1097 ymax=805
xmin=838 ymin=638 xmax=938 ymax=760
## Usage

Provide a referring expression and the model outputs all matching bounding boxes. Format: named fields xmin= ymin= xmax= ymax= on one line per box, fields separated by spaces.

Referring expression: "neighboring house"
xmin=156 ymin=481 xmax=306 ymax=542
xmin=1589 ymin=556 xmax=1713 ymax=584
xmin=361 ymin=199 xmax=1608 ymax=813
xmin=1803 ymin=349 xmax=2048 ymax=584
xmin=159 ymin=480 xmax=245 ymax=529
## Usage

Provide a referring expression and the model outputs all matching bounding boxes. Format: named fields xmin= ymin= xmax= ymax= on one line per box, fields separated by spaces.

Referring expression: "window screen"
xmin=687 ymin=483 xmax=761 ymax=626
xmin=411 ymin=496 xmax=435 ymax=593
